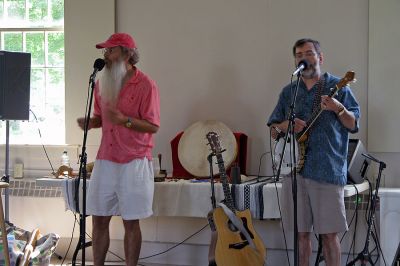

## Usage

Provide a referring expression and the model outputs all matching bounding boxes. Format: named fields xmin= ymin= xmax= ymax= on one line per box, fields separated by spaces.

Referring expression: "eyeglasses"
xmin=102 ymin=47 xmax=119 ymax=55
xmin=295 ymin=51 xmax=317 ymax=59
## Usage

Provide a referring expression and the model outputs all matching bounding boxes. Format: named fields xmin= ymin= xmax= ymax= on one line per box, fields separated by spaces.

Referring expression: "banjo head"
xmin=178 ymin=120 xmax=237 ymax=177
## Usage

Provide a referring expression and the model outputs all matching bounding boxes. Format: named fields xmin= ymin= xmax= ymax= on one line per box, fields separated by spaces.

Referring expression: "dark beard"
xmin=301 ymin=63 xmax=320 ymax=79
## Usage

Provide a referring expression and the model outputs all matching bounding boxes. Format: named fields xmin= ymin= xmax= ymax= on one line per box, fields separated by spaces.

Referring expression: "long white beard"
xmin=98 ymin=59 xmax=127 ymax=104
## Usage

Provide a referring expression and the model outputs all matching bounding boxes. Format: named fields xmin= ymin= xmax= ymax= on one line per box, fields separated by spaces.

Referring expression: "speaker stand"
xmin=347 ymin=153 xmax=386 ymax=266
xmin=1 ymin=121 xmax=11 ymax=221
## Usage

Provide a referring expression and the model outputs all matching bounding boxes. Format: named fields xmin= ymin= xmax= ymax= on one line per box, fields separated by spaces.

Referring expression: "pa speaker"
xmin=347 ymin=139 xmax=369 ymax=184
xmin=0 ymin=51 xmax=31 ymax=120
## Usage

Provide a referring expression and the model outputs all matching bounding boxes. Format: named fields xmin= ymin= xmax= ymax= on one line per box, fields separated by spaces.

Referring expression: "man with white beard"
xmin=77 ymin=33 xmax=160 ymax=266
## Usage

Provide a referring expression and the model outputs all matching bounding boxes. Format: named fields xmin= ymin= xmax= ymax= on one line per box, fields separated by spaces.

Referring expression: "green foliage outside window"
xmin=3 ymin=32 xmax=23 ymax=51
xmin=26 ymin=32 xmax=45 ymax=65
xmin=48 ymin=32 xmax=64 ymax=66
xmin=29 ymin=0 xmax=48 ymax=23
xmin=51 ymin=0 xmax=63 ymax=22
xmin=7 ymin=0 xmax=25 ymax=21
xmin=0 ymin=1 xmax=4 ymax=18
xmin=0 ymin=0 xmax=64 ymax=144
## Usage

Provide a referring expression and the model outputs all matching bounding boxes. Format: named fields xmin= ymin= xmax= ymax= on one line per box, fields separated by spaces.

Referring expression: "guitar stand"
xmin=347 ymin=153 xmax=386 ymax=266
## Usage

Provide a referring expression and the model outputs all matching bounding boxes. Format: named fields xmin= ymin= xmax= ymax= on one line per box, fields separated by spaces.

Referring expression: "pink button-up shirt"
xmin=93 ymin=69 xmax=160 ymax=163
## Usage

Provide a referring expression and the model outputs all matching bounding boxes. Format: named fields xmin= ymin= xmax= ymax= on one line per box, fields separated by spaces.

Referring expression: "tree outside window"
xmin=0 ymin=0 xmax=64 ymax=144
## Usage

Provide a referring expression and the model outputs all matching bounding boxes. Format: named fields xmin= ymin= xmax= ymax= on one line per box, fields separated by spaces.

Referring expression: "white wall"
xmin=116 ymin=0 xmax=369 ymax=178
xmin=64 ymin=0 xmax=115 ymax=146
xmin=368 ymin=0 xmax=400 ymax=153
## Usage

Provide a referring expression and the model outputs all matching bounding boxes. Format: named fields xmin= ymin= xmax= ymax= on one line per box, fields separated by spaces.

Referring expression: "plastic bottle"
xmin=61 ymin=150 xmax=70 ymax=167
xmin=7 ymin=233 xmax=15 ymax=259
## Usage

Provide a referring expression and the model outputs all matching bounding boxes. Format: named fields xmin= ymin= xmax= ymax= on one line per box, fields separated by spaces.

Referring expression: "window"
xmin=0 ymin=0 xmax=64 ymax=144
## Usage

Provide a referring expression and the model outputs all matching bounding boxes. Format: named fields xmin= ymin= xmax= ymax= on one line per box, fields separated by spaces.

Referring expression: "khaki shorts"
xmin=282 ymin=175 xmax=348 ymax=234
xmin=87 ymin=158 xmax=154 ymax=220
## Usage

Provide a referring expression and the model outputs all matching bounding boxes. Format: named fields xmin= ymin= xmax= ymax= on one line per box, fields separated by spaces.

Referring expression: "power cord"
xmin=29 ymin=109 xmax=56 ymax=175
xmin=62 ymin=210 xmax=209 ymax=264
xmin=343 ymin=184 xmax=359 ymax=264
xmin=139 ymin=224 xmax=209 ymax=260
xmin=59 ymin=213 xmax=78 ymax=265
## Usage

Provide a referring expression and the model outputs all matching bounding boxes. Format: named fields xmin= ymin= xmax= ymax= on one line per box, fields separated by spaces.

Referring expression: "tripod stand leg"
xmin=72 ymin=240 xmax=92 ymax=265
xmin=392 ymin=242 xmax=400 ymax=266
xmin=315 ymin=235 xmax=324 ymax=266
xmin=347 ymin=251 xmax=373 ymax=266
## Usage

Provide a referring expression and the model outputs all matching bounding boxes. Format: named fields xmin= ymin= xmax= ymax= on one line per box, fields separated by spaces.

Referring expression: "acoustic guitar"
xmin=206 ymin=132 xmax=266 ymax=266
xmin=273 ymin=71 xmax=356 ymax=174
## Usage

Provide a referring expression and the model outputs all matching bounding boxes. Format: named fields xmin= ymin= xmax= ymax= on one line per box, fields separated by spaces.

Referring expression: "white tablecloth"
xmin=37 ymin=177 xmax=369 ymax=220
xmin=152 ymin=179 xmax=282 ymax=219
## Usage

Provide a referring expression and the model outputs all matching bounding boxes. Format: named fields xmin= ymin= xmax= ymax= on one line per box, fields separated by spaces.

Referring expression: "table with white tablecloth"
xmin=37 ymin=177 xmax=369 ymax=220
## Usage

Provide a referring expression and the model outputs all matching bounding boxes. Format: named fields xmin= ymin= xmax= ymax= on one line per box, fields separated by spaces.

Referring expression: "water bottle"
xmin=61 ymin=150 xmax=70 ymax=167
xmin=7 ymin=233 xmax=14 ymax=247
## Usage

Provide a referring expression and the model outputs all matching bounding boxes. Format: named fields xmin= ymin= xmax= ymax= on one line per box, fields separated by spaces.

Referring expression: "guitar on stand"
xmin=206 ymin=131 xmax=266 ymax=266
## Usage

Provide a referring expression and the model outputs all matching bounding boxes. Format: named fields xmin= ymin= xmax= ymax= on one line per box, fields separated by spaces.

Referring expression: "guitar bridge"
xmin=229 ymin=240 xmax=249 ymax=249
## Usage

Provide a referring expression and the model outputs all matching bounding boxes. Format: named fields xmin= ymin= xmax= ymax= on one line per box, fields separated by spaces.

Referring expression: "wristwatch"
xmin=337 ymin=106 xmax=345 ymax=116
xmin=125 ymin=117 xmax=133 ymax=128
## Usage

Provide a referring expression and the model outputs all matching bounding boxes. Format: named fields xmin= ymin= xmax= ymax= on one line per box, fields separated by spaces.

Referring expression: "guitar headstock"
xmin=329 ymin=71 xmax=356 ymax=97
xmin=337 ymin=71 xmax=356 ymax=89
xmin=206 ymin=131 xmax=223 ymax=155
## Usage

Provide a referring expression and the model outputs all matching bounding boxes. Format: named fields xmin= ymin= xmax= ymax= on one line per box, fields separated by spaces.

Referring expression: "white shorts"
xmin=87 ymin=158 xmax=154 ymax=220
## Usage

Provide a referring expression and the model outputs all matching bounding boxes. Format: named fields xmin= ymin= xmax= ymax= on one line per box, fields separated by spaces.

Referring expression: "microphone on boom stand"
xmin=72 ymin=58 xmax=105 ymax=266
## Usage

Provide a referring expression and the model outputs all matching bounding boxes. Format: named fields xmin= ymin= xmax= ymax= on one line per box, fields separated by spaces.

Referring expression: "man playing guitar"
xmin=268 ymin=38 xmax=360 ymax=266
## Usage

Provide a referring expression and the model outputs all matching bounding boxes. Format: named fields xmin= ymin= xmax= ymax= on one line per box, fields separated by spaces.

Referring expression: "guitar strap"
xmin=218 ymin=203 xmax=256 ymax=249
xmin=307 ymin=76 xmax=325 ymax=139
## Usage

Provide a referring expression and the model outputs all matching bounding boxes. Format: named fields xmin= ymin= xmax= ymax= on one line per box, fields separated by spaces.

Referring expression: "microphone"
xmin=292 ymin=59 xmax=308 ymax=76
xmin=93 ymin=58 xmax=105 ymax=73
xmin=90 ymin=58 xmax=105 ymax=81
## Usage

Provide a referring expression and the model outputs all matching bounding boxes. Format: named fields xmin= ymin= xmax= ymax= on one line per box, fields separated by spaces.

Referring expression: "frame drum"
xmin=178 ymin=120 xmax=237 ymax=177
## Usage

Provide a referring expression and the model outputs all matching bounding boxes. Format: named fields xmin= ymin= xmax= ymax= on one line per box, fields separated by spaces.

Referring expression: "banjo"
xmin=272 ymin=71 xmax=356 ymax=175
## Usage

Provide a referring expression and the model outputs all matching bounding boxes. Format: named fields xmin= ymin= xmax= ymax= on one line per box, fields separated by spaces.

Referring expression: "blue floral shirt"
xmin=267 ymin=72 xmax=360 ymax=185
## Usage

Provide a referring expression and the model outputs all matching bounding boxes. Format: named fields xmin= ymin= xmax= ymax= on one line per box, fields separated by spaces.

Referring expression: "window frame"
xmin=0 ymin=0 xmax=65 ymax=145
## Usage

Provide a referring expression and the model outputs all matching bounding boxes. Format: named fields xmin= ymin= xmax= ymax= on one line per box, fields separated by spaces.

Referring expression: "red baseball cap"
xmin=95 ymin=33 xmax=137 ymax=49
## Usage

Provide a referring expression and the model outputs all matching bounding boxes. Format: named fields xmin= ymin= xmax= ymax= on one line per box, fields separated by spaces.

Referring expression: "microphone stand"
xmin=207 ymin=152 xmax=218 ymax=266
xmin=72 ymin=70 xmax=99 ymax=266
xmin=208 ymin=152 xmax=217 ymax=210
xmin=274 ymin=71 xmax=303 ymax=266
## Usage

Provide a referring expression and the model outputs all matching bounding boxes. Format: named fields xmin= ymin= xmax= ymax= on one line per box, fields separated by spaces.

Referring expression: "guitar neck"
xmin=297 ymin=84 xmax=339 ymax=141
xmin=216 ymin=154 xmax=235 ymax=212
